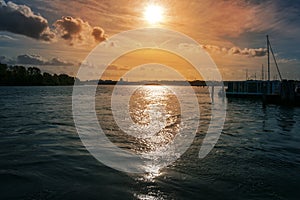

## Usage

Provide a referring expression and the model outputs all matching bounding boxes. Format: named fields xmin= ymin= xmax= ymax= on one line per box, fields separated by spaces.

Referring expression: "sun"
xmin=144 ymin=5 xmax=164 ymax=24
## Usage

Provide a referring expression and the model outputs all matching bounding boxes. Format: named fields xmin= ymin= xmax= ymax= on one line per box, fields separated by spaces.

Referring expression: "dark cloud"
xmin=0 ymin=2 xmax=107 ymax=45
xmin=92 ymin=27 xmax=106 ymax=42
xmin=0 ymin=0 xmax=55 ymax=41
xmin=54 ymin=16 xmax=107 ymax=46
xmin=17 ymin=54 xmax=73 ymax=66
xmin=0 ymin=54 xmax=73 ymax=66
xmin=17 ymin=54 xmax=45 ymax=65
xmin=54 ymin=16 xmax=82 ymax=42
xmin=45 ymin=58 xmax=74 ymax=66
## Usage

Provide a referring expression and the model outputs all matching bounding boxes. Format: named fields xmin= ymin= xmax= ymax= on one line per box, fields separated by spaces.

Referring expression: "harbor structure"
xmin=226 ymin=36 xmax=300 ymax=106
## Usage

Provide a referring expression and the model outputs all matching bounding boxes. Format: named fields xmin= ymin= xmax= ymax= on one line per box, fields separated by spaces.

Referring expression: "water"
xmin=0 ymin=86 xmax=299 ymax=200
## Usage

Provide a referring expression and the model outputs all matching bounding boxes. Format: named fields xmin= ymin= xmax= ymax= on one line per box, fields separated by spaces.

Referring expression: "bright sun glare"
xmin=144 ymin=5 xmax=164 ymax=24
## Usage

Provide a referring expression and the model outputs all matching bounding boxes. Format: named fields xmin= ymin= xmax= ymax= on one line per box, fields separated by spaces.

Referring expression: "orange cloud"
xmin=54 ymin=16 xmax=107 ymax=46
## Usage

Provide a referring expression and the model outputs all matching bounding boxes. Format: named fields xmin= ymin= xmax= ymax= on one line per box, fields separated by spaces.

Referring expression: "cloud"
xmin=16 ymin=54 xmax=45 ymax=65
xmin=202 ymin=44 xmax=267 ymax=57
xmin=0 ymin=2 xmax=108 ymax=45
xmin=92 ymin=27 xmax=106 ymax=42
xmin=54 ymin=16 xmax=107 ymax=46
xmin=159 ymin=0 xmax=300 ymax=47
xmin=0 ymin=54 xmax=74 ymax=66
xmin=47 ymin=57 xmax=74 ymax=66
xmin=0 ymin=0 xmax=55 ymax=41
xmin=17 ymin=54 xmax=74 ymax=66
xmin=106 ymin=64 xmax=129 ymax=71
xmin=177 ymin=43 xmax=267 ymax=57
xmin=276 ymin=58 xmax=298 ymax=64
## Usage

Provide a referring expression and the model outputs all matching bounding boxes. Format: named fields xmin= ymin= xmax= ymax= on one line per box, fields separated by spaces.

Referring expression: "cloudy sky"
xmin=0 ymin=0 xmax=300 ymax=80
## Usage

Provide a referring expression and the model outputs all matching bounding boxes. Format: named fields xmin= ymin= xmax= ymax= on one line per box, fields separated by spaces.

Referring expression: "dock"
xmin=225 ymin=35 xmax=299 ymax=106
xmin=226 ymin=80 xmax=300 ymax=106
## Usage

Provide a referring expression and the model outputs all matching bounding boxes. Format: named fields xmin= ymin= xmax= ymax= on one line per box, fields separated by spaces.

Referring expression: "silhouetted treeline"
xmin=0 ymin=63 xmax=76 ymax=86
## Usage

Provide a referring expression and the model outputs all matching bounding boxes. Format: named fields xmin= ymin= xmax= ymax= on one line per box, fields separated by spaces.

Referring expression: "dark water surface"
xmin=0 ymin=86 xmax=299 ymax=200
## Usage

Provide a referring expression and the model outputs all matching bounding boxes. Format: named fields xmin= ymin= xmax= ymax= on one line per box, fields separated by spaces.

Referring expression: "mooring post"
xmin=211 ymin=85 xmax=215 ymax=103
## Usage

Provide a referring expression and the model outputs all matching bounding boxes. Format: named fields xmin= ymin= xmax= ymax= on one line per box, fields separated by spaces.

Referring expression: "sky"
xmin=0 ymin=0 xmax=300 ymax=81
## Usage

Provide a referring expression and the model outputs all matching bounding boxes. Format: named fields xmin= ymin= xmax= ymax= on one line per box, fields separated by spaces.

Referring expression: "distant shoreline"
xmin=1 ymin=63 xmax=299 ymax=87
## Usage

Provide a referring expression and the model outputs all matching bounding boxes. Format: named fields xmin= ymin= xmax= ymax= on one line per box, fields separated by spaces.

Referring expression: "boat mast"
xmin=267 ymin=35 xmax=270 ymax=94
xmin=267 ymin=35 xmax=270 ymax=82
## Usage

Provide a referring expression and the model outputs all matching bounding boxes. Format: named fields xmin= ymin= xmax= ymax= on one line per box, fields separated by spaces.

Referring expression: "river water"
xmin=0 ymin=86 xmax=299 ymax=200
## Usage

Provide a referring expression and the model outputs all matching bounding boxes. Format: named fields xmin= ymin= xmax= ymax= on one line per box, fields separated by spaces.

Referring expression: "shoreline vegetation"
xmin=0 ymin=63 xmax=77 ymax=86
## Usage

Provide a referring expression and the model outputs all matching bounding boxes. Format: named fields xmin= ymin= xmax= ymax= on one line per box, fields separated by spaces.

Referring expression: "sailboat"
xmin=225 ymin=35 xmax=300 ymax=106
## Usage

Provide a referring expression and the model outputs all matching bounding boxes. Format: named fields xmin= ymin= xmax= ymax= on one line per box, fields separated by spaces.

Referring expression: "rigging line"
xmin=268 ymin=39 xmax=283 ymax=81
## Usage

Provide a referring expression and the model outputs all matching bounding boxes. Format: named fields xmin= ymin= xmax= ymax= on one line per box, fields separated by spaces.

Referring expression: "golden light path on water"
xmin=101 ymin=84 xmax=182 ymax=178
xmin=131 ymin=86 xmax=175 ymax=199
xmin=128 ymin=85 xmax=209 ymax=200
xmin=133 ymin=86 xmax=175 ymax=181
xmin=129 ymin=85 xmax=181 ymax=145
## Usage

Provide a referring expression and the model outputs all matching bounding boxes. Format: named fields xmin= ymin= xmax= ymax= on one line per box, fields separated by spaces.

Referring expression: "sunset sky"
xmin=0 ymin=0 xmax=300 ymax=81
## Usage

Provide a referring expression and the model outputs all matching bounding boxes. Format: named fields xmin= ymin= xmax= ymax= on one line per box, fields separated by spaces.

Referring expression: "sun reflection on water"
xmin=129 ymin=85 xmax=181 ymax=153
xmin=95 ymin=85 xmax=207 ymax=199
xmin=95 ymin=84 xmax=183 ymax=175
xmin=134 ymin=163 xmax=166 ymax=200
xmin=129 ymin=85 xmax=179 ymax=200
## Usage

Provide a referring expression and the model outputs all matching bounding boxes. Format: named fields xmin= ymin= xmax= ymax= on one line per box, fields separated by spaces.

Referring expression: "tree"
xmin=0 ymin=64 xmax=77 ymax=86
